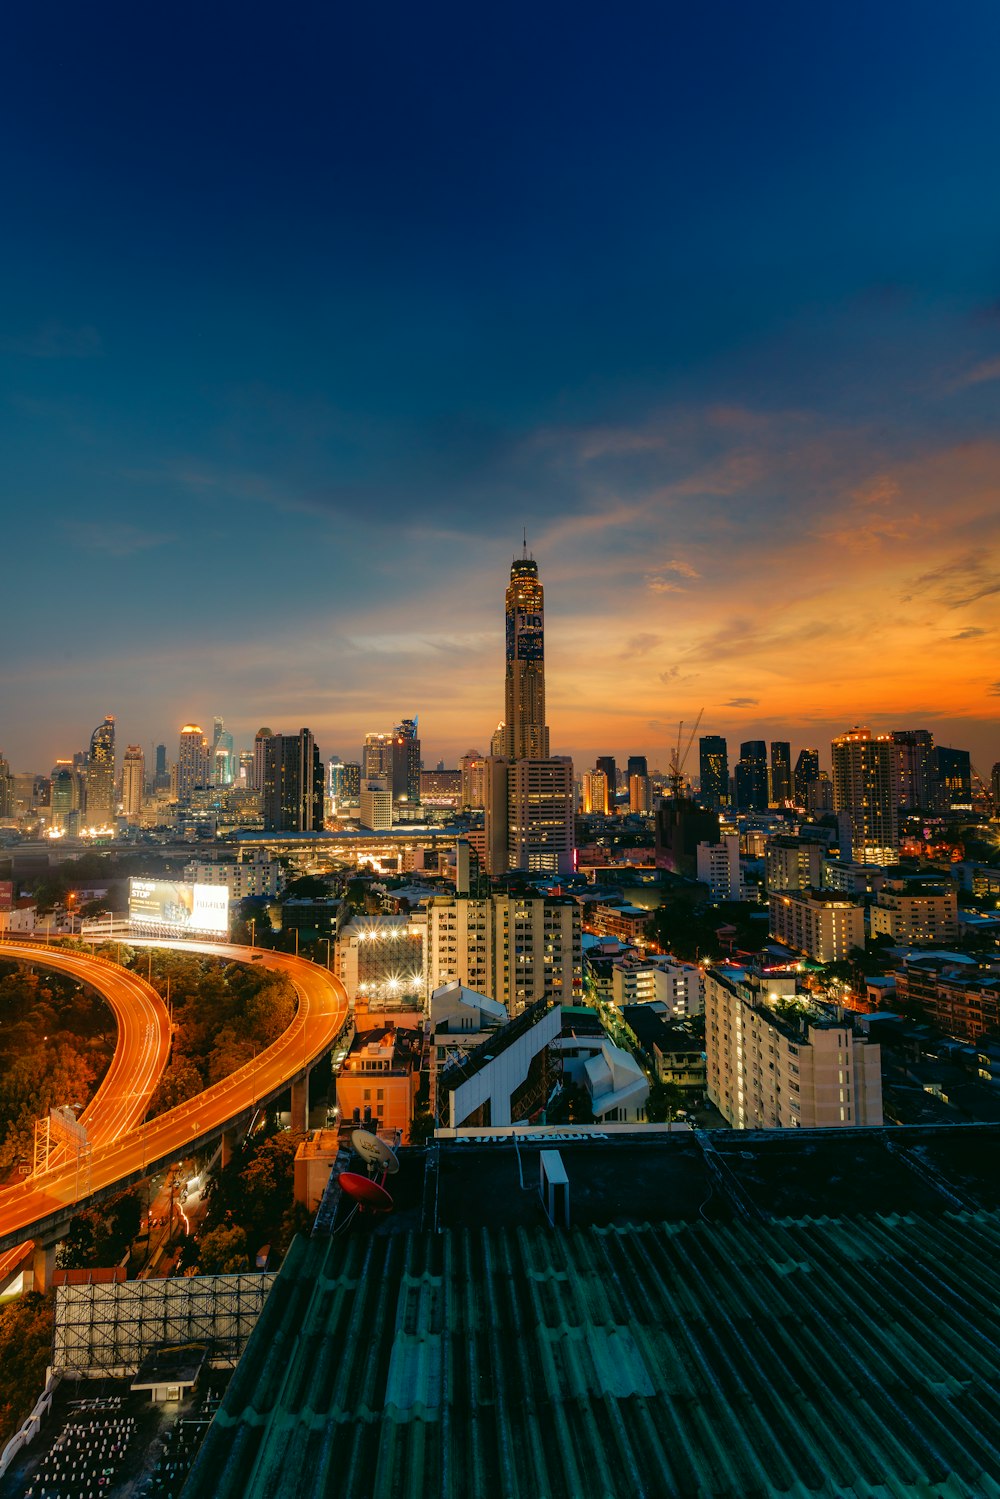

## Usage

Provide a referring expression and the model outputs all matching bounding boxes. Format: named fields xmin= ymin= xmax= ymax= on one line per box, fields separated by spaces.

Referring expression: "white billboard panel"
xmin=129 ymin=878 xmax=230 ymax=937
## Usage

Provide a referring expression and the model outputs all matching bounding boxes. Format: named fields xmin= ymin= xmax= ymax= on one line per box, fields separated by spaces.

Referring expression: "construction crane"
xmin=668 ymin=709 xmax=703 ymax=798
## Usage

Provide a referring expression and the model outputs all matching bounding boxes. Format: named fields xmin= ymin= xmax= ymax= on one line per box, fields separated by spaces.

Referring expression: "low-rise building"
xmin=335 ymin=1024 xmax=422 ymax=1141
xmin=870 ymin=881 xmax=959 ymax=946
xmin=896 ymin=955 xmax=1000 ymax=1042
xmin=705 ymin=964 xmax=883 ymax=1129
xmin=622 ymin=1006 xmax=706 ymax=1097
xmin=611 ymin=955 xmax=704 ymax=1018
xmin=183 ymin=854 xmax=283 ymax=901
xmin=336 ymin=914 xmax=427 ymax=1006
xmin=765 ymin=837 xmax=824 ymax=893
xmin=768 ymin=889 xmax=865 ymax=963
xmin=587 ymin=903 xmax=650 ymax=944
xmin=429 ymin=980 xmax=508 ymax=1121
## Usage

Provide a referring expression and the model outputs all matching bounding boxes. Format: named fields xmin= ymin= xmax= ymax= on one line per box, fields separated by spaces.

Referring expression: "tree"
xmin=0 ymin=1293 xmax=54 ymax=1447
xmin=646 ymin=1080 xmax=689 ymax=1123
xmin=198 ymin=1223 xmax=249 ymax=1274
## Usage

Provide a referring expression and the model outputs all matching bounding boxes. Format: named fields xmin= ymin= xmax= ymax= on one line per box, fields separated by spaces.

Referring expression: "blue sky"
xmin=2 ymin=1 xmax=1000 ymax=773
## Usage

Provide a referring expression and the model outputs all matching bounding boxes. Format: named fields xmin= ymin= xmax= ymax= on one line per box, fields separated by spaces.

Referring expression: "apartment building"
xmin=426 ymin=894 xmax=581 ymax=1015
xmin=706 ymin=966 xmax=883 ymax=1129
xmin=611 ymin=955 xmax=704 ymax=1018
xmin=869 ymin=881 xmax=959 ymax=945
xmin=768 ymin=889 xmax=865 ymax=963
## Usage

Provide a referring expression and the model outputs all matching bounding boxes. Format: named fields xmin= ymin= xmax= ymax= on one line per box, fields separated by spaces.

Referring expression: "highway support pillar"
xmin=220 ymin=1127 xmax=238 ymax=1169
xmin=32 ymin=1239 xmax=58 ymax=1293
xmin=291 ymin=1070 xmax=310 ymax=1132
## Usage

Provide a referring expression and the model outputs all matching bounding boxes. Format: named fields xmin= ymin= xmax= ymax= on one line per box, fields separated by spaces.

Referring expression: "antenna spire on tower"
xmin=522 ymin=526 xmax=528 ymax=557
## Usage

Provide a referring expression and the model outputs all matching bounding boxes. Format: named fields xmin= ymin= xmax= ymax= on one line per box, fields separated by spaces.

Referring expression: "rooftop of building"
xmin=184 ymin=1123 xmax=1000 ymax=1499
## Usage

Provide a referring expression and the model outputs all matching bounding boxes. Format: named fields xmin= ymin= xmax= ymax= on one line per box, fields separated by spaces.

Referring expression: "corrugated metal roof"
xmin=183 ymin=1210 xmax=1000 ymax=1499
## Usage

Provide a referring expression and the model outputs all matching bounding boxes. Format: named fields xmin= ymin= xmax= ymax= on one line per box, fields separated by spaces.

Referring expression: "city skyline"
xmin=2 ymin=6 xmax=999 ymax=771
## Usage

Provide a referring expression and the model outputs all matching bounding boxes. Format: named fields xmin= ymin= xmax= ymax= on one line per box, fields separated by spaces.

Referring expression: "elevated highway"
xmin=0 ymin=941 xmax=350 ymax=1271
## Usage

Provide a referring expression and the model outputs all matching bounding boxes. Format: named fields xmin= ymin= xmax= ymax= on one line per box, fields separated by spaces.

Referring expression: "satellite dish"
xmin=351 ymin=1129 xmax=399 ymax=1177
xmin=338 ymin=1171 xmax=394 ymax=1214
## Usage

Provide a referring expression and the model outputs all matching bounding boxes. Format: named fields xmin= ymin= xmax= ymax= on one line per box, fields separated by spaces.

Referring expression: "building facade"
xmin=768 ymin=889 xmax=866 ymax=963
xmin=262 ymin=729 xmax=324 ymax=833
xmin=86 ymin=715 xmax=116 ymax=825
xmin=831 ymin=726 xmax=899 ymax=865
xmin=706 ymin=967 xmax=883 ymax=1128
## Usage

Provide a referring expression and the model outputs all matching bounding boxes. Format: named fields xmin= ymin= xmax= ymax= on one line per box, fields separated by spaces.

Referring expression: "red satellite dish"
xmin=338 ymin=1171 xmax=394 ymax=1214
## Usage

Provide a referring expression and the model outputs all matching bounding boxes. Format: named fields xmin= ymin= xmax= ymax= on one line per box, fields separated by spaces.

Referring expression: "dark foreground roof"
xmin=183 ymin=1208 xmax=1000 ymax=1499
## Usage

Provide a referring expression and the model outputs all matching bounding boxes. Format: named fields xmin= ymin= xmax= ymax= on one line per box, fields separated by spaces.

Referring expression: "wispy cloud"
xmin=914 ymin=553 xmax=1000 ymax=610
xmin=952 ymin=627 xmax=987 ymax=640
xmin=724 ymin=697 xmax=759 ymax=707
xmin=0 ymin=322 xmax=102 ymax=359
xmin=954 ymin=356 xmax=1000 ymax=389
xmin=68 ymin=521 xmax=174 ymax=557
xmin=989 ymin=681 xmax=1000 ymax=697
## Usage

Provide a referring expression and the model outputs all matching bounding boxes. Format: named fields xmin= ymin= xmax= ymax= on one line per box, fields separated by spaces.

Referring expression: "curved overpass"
xmin=0 ymin=941 xmax=350 ymax=1258
xmin=0 ymin=942 xmax=173 ymax=1282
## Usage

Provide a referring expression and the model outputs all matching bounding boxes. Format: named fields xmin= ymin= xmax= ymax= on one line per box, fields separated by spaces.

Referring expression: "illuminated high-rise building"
xmin=596 ymin=757 xmax=617 ymax=801
xmin=212 ymin=717 xmax=235 ymax=787
xmin=253 ymin=727 xmax=273 ymax=794
xmin=0 ymin=753 xmax=12 ymax=819
xmin=459 ymin=750 xmax=487 ymax=809
xmin=890 ymin=729 xmax=934 ymax=810
xmin=794 ymin=748 xmax=820 ymax=807
xmin=485 ymin=546 xmax=574 ymax=876
xmin=769 ymin=741 xmax=792 ymax=805
xmin=85 ymin=715 xmax=116 ymax=825
xmin=699 ymin=736 xmax=728 ymax=809
xmin=393 ymin=718 xmax=421 ymax=804
xmin=831 ymin=727 xmax=898 ymax=865
xmin=262 ymin=728 xmax=325 ymax=832
xmin=735 ymin=741 xmax=768 ymax=812
xmin=50 ymin=761 xmax=78 ymax=830
xmin=177 ymin=724 xmax=210 ymax=801
xmin=503 ymin=546 xmax=549 ymax=760
xmin=122 ymin=744 xmax=145 ymax=822
xmin=583 ymin=768 xmax=610 ymax=815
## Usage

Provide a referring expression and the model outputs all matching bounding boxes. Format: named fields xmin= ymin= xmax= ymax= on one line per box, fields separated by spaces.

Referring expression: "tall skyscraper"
xmin=459 ymin=751 xmax=487 ymax=809
xmin=626 ymin=755 xmax=648 ymax=781
xmin=503 ymin=547 xmax=549 ymax=760
xmin=262 ymin=729 xmax=325 ymax=832
xmin=393 ymin=718 xmax=421 ymax=804
xmin=831 ymin=727 xmax=898 ymax=865
xmin=86 ymin=715 xmax=116 ymax=825
xmin=769 ymin=741 xmax=792 ymax=805
xmin=931 ymin=746 xmax=972 ymax=813
xmin=583 ymin=768 xmax=610 ymax=815
xmin=891 ymin=729 xmax=934 ymax=810
xmin=735 ymin=741 xmax=768 ymax=812
xmin=699 ymin=736 xmax=729 ymax=809
xmin=596 ymin=757 xmax=617 ymax=799
xmin=253 ymin=727 xmax=273 ymax=794
xmin=485 ymin=547 xmax=574 ymax=876
xmin=212 ymin=717 xmax=235 ymax=786
xmin=122 ymin=744 xmax=145 ymax=822
xmin=50 ymin=761 xmax=78 ymax=830
xmin=363 ymin=732 xmax=395 ymax=785
xmin=0 ymin=752 xmax=13 ymax=819
xmin=793 ymin=748 xmax=820 ymax=807
xmin=178 ymin=725 xmax=210 ymax=800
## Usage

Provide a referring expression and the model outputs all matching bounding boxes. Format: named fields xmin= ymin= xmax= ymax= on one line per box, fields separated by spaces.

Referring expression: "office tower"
xmin=393 ymin=718 xmax=421 ymax=804
xmin=930 ymin=746 xmax=972 ymax=813
xmin=629 ymin=773 xmax=652 ymax=814
xmin=363 ymin=732 xmax=395 ymax=784
xmin=699 ymin=736 xmax=728 ymax=810
xmin=891 ymin=729 xmax=934 ymax=810
xmin=490 ymin=723 xmax=505 ymax=756
xmin=507 ymin=758 xmax=575 ymax=875
xmin=262 ymin=729 xmax=324 ymax=832
xmin=359 ymin=783 xmax=392 ymax=831
xmin=503 ymin=546 xmax=549 ymax=759
xmin=793 ymin=748 xmax=820 ymax=807
xmin=253 ymin=727 xmax=273 ymax=793
xmin=993 ymin=763 xmax=1000 ymax=811
xmin=155 ymin=743 xmax=167 ymax=779
xmin=831 ymin=727 xmax=898 ymax=865
xmin=770 ymin=741 xmax=792 ymax=806
xmin=121 ymin=745 xmax=144 ymax=821
xmin=85 ymin=715 xmax=116 ymax=825
xmin=212 ymin=717 xmax=235 ymax=786
xmin=735 ymin=741 xmax=768 ymax=812
xmin=237 ymin=750 xmax=254 ymax=787
xmin=596 ymin=757 xmax=617 ymax=800
xmin=626 ymin=754 xmax=648 ymax=781
xmin=50 ymin=761 xmax=77 ymax=830
xmin=583 ymin=768 xmax=610 ymax=815
xmin=178 ymin=725 xmax=210 ymax=800
xmin=459 ymin=751 xmax=487 ymax=809
xmin=0 ymin=753 xmax=12 ymax=819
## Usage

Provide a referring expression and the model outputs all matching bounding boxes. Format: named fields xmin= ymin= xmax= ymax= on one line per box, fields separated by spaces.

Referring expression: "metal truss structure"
xmin=53 ymin=1272 xmax=277 ymax=1377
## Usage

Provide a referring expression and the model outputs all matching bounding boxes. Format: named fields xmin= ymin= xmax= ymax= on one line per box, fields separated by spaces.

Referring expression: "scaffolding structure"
xmin=53 ymin=1272 xmax=276 ymax=1377
xmin=33 ymin=1108 xmax=91 ymax=1198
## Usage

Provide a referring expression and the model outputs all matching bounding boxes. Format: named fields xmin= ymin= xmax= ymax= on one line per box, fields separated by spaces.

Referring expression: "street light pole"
xmin=249 ymin=917 xmax=256 ymax=948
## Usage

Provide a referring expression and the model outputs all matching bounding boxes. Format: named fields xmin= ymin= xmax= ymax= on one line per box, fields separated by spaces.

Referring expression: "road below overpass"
xmin=0 ymin=940 xmax=350 ymax=1267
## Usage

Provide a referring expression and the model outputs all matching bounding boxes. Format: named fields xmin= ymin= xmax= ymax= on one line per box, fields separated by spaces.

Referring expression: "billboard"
xmin=128 ymin=878 xmax=230 ymax=937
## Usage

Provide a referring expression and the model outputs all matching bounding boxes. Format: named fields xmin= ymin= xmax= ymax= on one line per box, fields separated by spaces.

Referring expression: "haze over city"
xmin=3 ymin=3 xmax=1000 ymax=771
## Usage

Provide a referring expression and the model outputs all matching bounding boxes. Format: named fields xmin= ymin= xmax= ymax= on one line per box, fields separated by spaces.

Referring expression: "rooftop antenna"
xmin=523 ymin=526 xmax=528 ymax=557
xmin=351 ymin=1127 xmax=399 ymax=1184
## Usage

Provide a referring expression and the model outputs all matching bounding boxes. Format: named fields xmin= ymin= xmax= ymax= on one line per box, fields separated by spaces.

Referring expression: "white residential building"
xmin=426 ymin=894 xmax=581 ymax=1015
xmin=696 ymin=835 xmax=743 ymax=901
xmin=183 ymin=853 xmax=283 ymax=901
xmin=705 ymin=966 xmax=882 ymax=1129
xmin=611 ymin=956 xmax=704 ymax=1018
xmin=768 ymin=890 xmax=866 ymax=964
